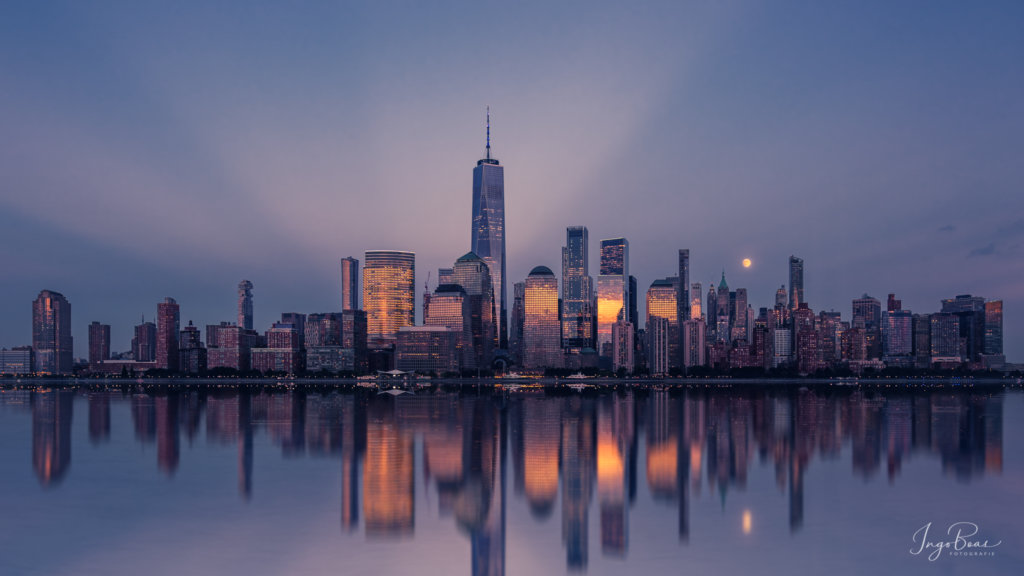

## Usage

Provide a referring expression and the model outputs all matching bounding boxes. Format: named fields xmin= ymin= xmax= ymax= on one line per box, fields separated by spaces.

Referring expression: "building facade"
xmin=562 ymin=226 xmax=594 ymax=348
xmin=611 ymin=321 xmax=633 ymax=373
xmin=364 ymin=251 xmax=416 ymax=340
xmin=88 ymin=321 xmax=110 ymax=365
xmin=32 ymin=289 xmax=73 ymax=375
xmin=788 ymin=256 xmax=804 ymax=309
xmin=681 ymin=318 xmax=706 ymax=370
xmin=646 ymin=278 xmax=679 ymax=369
xmin=471 ymin=110 xmax=507 ymax=349
xmin=597 ymin=238 xmax=629 ymax=359
xmin=341 ymin=257 xmax=360 ymax=311
xmin=452 ymin=252 xmax=496 ymax=369
xmin=523 ymin=266 xmax=561 ymax=369
xmin=155 ymin=297 xmax=180 ymax=371
xmin=424 ymin=284 xmax=475 ymax=371
xmin=237 ymin=280 xmax=254 ymax=330
xmin=396 ymin=326 xmax=458 ymax=373
xmin=647 ymin=316 xmax=669 ymax=375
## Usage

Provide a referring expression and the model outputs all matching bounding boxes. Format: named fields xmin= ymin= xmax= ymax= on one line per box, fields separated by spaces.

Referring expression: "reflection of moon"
xmin=742 ymin=259 xmax=751 ymax=268
xmin=743 ymin=510 xmax=752 ymax=533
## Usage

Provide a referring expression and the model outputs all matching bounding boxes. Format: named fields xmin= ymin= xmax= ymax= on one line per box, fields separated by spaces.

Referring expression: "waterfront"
xmin=1 ymin=383 xmax=1020 ymax=575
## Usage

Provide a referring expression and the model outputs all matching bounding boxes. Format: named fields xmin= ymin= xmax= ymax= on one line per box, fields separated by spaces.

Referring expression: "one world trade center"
xmin=472 ymin=107 xmax=507 ymax=351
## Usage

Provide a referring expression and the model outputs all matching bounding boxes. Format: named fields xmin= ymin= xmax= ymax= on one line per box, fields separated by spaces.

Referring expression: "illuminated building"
xmin=941 ymin=294 xmax=986 ymax=313
xmin=629 ymin=275 xmax=639 ymax=360
xmin=133 ymin=319 xmax=156 ymax=362
xmin=305 ymin=347 xmax=356 ymax=373
xmin=984 ymin=300 xmax=1003 ymax=355
xmin=611 ymin=321 xmax=633 ymax=373
xmin=178 ymin=321 xmax=207 ymax=373
xmin=690 ymin=282 xmax=702 ymax=319
xmin=647 ymin=316 xmax=669 ymax=375
xmin=302 ymin=311 xmax=369 ymax=372
xmin=646 ymin=278 xmax=679 ymax=368
xmin=207 ymin=323 xmax=256 ymax=372
xmin=156 ymin=297 xmax=180 ymax=371
xmin=452 ymin=252 xmax=496 ymax=368
xmin=251 ymin=323 xmax=302 ymax=373
xmin=776 ymin=285 xmax=788 ymax=308
xmin=395 ymin=326 xmax=459 ymax=373
xmin=562 ymin=226 xmax=594 ymax=347
xmin=341 ymin=256 xmax=360 ymax=310
xmin=237 ymin=280 xmax=253 ymax=330
xmin=681 ymin=318 xmax=706 ymax=369
xmin=438 ymin=267 xmax=454 ymax=285
xmin=597 ymin=238 xmax=629 ymax=359
xmin=882 ymin=310 xmax=913 ymax=356
xmin=730 ymin=288 xmax=748 ymax=342
xmin=0 ymin=346 xmax=34 ymax=374
xmin=364 ymin=251 xmax=416 ymax=339
xmin=716 ymin=272 xmax=730 ymax=338
xmin=280 ymin=313 xmax=306 ymax=349
xmin=32 ymin=289 xmax=73 ymax=375
xmin=471 ymin=108 xmax=507 ymax=349
xmin=305 ymin=313 xmax=340 ymax=346
xmin=930 ymin=313 xmax=961 ymax=359
xmin=852 ymin=294 xmax=882 ymax=358
xmin=88 ymin=322 xmax=110 ymax=364
xmin=773 ymin=328 xmax=792 ymax=367
xmin=523 ymin=266 xmax=562 ymax=369
xmin=789 ymin=256 xmax=804 ymax=309
xmin=424 ymin=284 xmax=474 ymax=371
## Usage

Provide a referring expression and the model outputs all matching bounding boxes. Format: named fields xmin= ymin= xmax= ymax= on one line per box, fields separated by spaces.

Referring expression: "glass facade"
xmin=156 ymin=297 xmax=180 ymax=371
xmin=597 ymin=238 xmax=628 ymax=358
xmin=32 ymin=290 xmax=73 ymax=375
xmin=882 ymin=310 xmax=913 ymax=356
xmin=690 ymin=282 xmax=702 ymax=319
xmin=677 ymin=249 xmax=689 ymax=327
xmin=930 ymin=313 xmax=961 ymax=358
xmin=363 ymin=251 xmax=415 ymax=339
xmin=646 ymin=279 xmax=679 ymax=369
xmin=510 ymin=281 xmax=525 ymax=365
xmin=681 ymin=318 xmax=706 ymax=368
xmin=237 ymin=280 xmax=254 ymax=330
xmin=88 ymin=321 xmax=110 ymax=364
xmin=340 ymin=257 xmax=359 ymax=311
xmin=452 ymin=252 xmax=496 ymax=369
xmin=523 ymin=267 xmax=561 ymax=369
xmin=472 ymin=159 xmax=506 ymax=350
xmin=984 ymin=300 xmax=1003 ymax=355
xmin=562 ymin=226 xmax=594 ymax=347
xmin=395 ymin=327 xmax=458 ymax=373
xmin=789 ymin=256 xmax=804 ymax=309
xmin=424 ymin=285 xmax=474 ymax=371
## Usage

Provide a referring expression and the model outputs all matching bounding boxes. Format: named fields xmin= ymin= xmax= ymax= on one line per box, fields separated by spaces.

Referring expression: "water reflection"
xmin=3 ymin=385 xmax=1009 ymax=574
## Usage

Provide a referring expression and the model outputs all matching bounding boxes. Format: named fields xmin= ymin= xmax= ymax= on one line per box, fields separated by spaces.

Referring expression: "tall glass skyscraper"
xmin=32 ymin=289 xmax=73 ymax=375
xmin=677 ymin=249 xmax=690 ymax=328
xmin=562 ymin=226 xmax=593 ymax=347
xmin=597 ymin=238 xmax=629 ymax=358
xmin=646 ymin=278 xmax=678 ymax=368
xmin=789 ymin=256 xmax=804 ymax=309
xmin=237 ymin=280 xmax=253 ymax=330
xmin=363 ymin=251 xmax=416 ymax=339
xmin=523 ymin=266 xmax=561 ymax=369
xmin=452 ymin=252 xmax=496 ymax=369
xmin=472 ymin=108 xmax=507 ymax=349
xmin=341 ymin=257 xmax=359 ymax=311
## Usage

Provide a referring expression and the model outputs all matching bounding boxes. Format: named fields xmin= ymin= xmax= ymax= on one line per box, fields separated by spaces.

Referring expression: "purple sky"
xmin=1 ymin=1 xmax=1021 ymax=359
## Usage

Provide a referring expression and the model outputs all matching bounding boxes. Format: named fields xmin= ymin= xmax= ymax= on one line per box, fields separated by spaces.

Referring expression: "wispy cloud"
xmin=938 ymin=224 xmax=955 ymax=232
xmin=968 ymin=243 xmax=997 ymax=257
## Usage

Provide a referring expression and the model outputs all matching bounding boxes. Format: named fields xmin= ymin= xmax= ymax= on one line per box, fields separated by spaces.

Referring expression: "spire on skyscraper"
xmin=486 ymin=105 xmax=491 ymax=160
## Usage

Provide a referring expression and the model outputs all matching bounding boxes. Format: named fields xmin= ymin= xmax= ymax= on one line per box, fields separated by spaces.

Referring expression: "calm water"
xmin=1 ymin=384 xmax=1021 ymax=576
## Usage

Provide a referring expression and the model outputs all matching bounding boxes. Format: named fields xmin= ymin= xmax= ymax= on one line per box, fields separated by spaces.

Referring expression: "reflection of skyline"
xmin=13 ymin=386 xmax=1008 ymax=570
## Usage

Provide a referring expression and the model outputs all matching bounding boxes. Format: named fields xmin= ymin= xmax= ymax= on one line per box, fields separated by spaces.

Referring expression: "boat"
xmin=566 ymin=372 xmax=590 ymax=379
xmin=502 ymin=372 xmax=526 ymax=379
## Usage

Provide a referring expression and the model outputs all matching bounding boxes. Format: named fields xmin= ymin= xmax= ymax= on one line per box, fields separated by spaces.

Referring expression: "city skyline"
xmin=1 ymin=2 xmax=1022 ymax=361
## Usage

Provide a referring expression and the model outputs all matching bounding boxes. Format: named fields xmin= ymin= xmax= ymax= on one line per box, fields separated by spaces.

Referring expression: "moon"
xmin=742 ymin=259 xmax=752 ymax=268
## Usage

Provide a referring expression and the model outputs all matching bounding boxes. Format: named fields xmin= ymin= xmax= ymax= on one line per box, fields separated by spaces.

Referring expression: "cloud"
xmin=938 ymin=224 xmax=955 ymax=232
xmin=968 ymin=243 xmax=997 ymax=257
xmin=997 ymin=219 xmax=1024 ymax=237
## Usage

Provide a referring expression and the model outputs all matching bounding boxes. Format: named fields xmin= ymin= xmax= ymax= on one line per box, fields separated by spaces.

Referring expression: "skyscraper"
xmin=88 ymin=321 xmax=110 ymax=365
xmin=424 ymin=284 xmax=474 ymax=371
xmin=523 ymin=266 xmax=561 ymax=369
xmin=681 ymin=318 xmax=706 ymax=369
xmin=156 ymin=298 xmax=180 ymax=371
xmin=133 ymin=319 xmax=156 ymax=362
xmin=611 ymin=321 xmax=633 ymax=373
xmin=510 ymin=281 xmax=526 ymax=364
xmin=341 ymin=257 xmax=360 ymax=311
xmin=852 ymin=294 xmax=882 ymax=358
xmin=677 ymin=249 xmax=690 ymax=328
xmin=237 ymin=280 xmax=253 ymax=330
xmin=716 ymin=272 xmax=730 ymax=341
xmin=562 ymin=226 xmax=594 ymax=347
xmin=984 ymin=300 xmax=1003 ymax=356
xmin=32 ymin=290 xmax=73 ymax=375
xmin=597 ymin=238 xmax=629 ymax=358
xmin=690 ymin=282 xmax=702 ymax=319
xmin=882 ymin=310 xmax=913 ymax=357
xmin=646 ymin=278 xmax=679 ymax=369
xmin=788 ymin=256 xmax=804 ymax=309
xmin=452 ymin=252 xmax=496 ymax=369
xmin=363 ymin=251 xmax=416 ymax=340
xmin=471 ymin=108 xmax=507 ymax=349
